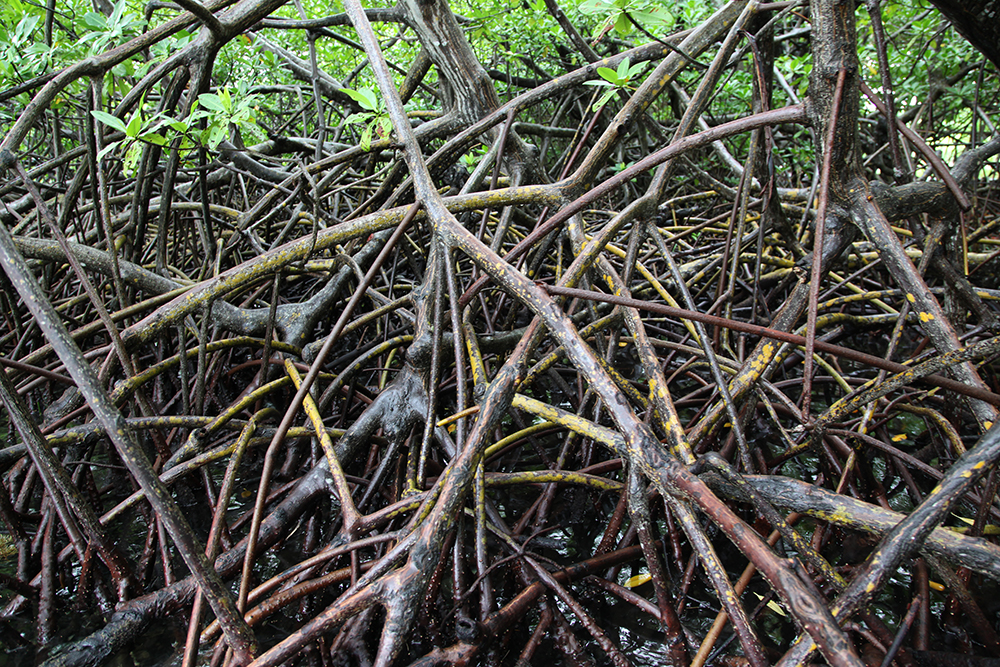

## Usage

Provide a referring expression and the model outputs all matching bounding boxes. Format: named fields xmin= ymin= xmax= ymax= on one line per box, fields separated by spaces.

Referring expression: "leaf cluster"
xmin=584 ymin=56 xmax=645 ymax=111
xmin=343 ymin=87 xmax=393 ymax=151
xmin=577 ymin=0 xmax=673 ymax=43
xmin=91 ymin=84 xmax=263 ymax=174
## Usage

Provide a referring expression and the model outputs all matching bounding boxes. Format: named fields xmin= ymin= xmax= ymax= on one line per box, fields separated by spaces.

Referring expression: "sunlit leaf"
xmin=624 ymin=572 xmax=651 ymax=588
xmin=753 ymin=593 xmax=787 ymax=617
xmin=344 ymin=87 xmax=379 ymax=112
xmin=15 ymin=14 xmax=41 ymax=42
xmin=578 ymin=0 xmax=614 ymax=15
xmin=219 ymin=86 xmax=232 ymax=113
xmin=596 ymin=66 xmax=619 ymax=84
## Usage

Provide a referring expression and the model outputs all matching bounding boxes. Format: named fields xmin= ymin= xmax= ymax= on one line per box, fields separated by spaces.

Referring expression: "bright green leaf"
xmin=753 ymin=593 xmax=787 ymax=617
xmin=139 ymin=132 xmax=167 ymax=146
xmin=617 ymin=57 xmax=631 ymax=81
xmin=596 ymin=66 xmax=619 ymax=84
xmin=109 ymin=0 xmax=126 ymax=27
xmin=219 ymin=86 xmax=232 ymax=113
xmin=15 ymin=14 xmax=40 ymax=42
xmin=125 ymin=110 xmax=142 ymax=138
xmin=344 ymin=87 xmax=379 ymax=112
xmin=91 ymin=110 xmax=127 ymax=134
xmin=82 ymin=12 xmax=106 ymax=30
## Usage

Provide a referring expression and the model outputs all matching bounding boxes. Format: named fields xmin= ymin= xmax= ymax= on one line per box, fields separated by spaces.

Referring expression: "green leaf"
xmin=593 ymin=89 xmax=616 ymax=111
xmin=631 ymin=8 xmax=673 ymax=29
xmin=3 ymin=0 xmax=24 ymax=17
xmin=97 ymin=141 xmax=119 ymax=161
xmin=344 ymin=111 xmax=373 ymax=126
xmin=82 ymin=11 xmax=106 ymax=30
xmin=219 ymin=86 xmax=232 ymax=113
xmin=617 ymin=57 xmax=631 ymax=81
xmin=124 ymin=142 xmax=141 ymax=175
xmin=139 ymin=132 xmax=167 ymax=146
xmin=578 ymin=0 xmax=614 ymax=15
xmin=377 ymin=116 xmax=393 ymax=138
xmin=344 ymin=87 xmax=379 ymax=112
xmin=91 ymin=110 xmax=127 ymax=134
xmin=125 ymin=110 xmax=142 ymax=138
xmin=197 ymin=93 xmax=226 ymax=113
xmin=186 ymin=107 xmax=209 ymax=125
xmin=360 ymin=124 xmax=373 ymax=151
xmin=613 ymin=12 xmax=630 ymax=35
xmin=109 ymin=0 xmax=126 ymax=28
xmin=15 ymin=14 xmax=40 ymax=42
xmin=207 ymin=124 xmax=226 ymax=149
xmin=596 ymin=66 xmax=619 ymax=84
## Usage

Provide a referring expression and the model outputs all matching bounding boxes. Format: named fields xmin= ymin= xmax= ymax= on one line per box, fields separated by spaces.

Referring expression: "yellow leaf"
xmin=767 ymin=600 xmax=787 ymax=617
xmin=753 ymin=593 xmax=787 ymax=617
xmin=625 ymin=573 xmax=651 ymax=588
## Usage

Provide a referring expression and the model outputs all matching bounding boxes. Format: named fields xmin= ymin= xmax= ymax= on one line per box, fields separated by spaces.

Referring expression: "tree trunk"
xmin=929 ymin=0 xmax=1000 ymax=69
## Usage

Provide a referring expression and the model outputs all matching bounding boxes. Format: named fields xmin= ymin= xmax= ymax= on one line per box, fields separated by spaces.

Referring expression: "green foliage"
xmin=1 ymin=0 xmax=991 ymax=192
xmin=0 ymin=0 xmax=53 ymax=84
xmin=584 ymin=56 xmax=645 ymax=110
xmin=343 ymin=87 xmax=393 ymax=151
xmin=77 ymin=1 xmax=146 ymax=56
xmin=91 ymin=84 xmax=263 ymax=174
xmin=92 ymin=102 xmax=168 ymax=174
xmin=192 ymin=85 xmax=264 ymax=149
xmin=0 ymin=0 xmax=162 ymax=132
xmin=460 ymin=144 xmax=489 ymax=171
xmin=577 ymin=0 xmax=673 ymax=42
xmin=0 ymin=11 xmax=48 ymax=81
